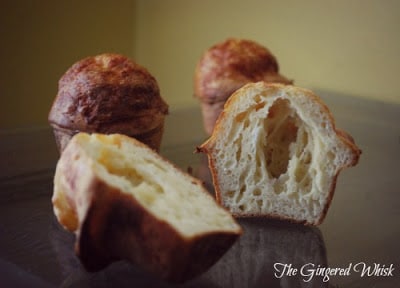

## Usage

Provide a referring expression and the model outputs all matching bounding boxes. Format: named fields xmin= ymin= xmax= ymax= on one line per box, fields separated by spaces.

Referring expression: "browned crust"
xmin=53 ymin=133 xmax=241 ymax=283
xmin=194 ymin=38 xmax=293 ymax=135
xmin=48 ymin=53 xmax=168 ymax=150
xmin=75 ymin=178 xmax=239 ymax=282
xmin=197 ymin=82 xmax=362 ymax=225
xmin=194 ymin=38 xmax=293 ymax=104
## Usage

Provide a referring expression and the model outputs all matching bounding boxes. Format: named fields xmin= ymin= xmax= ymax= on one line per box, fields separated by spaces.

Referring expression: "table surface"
xmin=1 ymin=91 xmax=399 ymax=288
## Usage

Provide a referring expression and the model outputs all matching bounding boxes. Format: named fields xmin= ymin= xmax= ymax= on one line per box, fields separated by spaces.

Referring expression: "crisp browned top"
xmin=49 ymin=53 xmax=168 ymax=133
xmin=194 ymin=38 xmax=292 ymax=104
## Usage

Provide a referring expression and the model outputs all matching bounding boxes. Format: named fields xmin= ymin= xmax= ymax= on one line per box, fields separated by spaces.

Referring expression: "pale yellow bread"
xmin=52 ymin=133 xmax=242 ymax=282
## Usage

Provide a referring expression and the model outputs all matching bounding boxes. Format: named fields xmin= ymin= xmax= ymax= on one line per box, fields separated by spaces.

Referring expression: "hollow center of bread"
xmin=84 ymin=135 xmax=239 ymax=237
xmin=264 ymin=99 xmax=298 ymax=178
xmin=213 ymin=92 xmax=345 ymax=223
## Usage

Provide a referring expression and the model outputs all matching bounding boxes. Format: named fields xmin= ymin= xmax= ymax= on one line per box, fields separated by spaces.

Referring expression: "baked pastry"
xmin=52 ymin=133 xmax=242 ymax=283
xmin=48 ymin=53 xmax=168 ymax=152
xmin=194 ymin=38 xmax=292 ymax=135
xmin=198 ymin=82 xmax=361 ymax=225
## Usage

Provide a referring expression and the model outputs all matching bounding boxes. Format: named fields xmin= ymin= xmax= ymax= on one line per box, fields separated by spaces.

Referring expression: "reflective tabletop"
xmin=1 ymin=91 xmax=399 ymax=287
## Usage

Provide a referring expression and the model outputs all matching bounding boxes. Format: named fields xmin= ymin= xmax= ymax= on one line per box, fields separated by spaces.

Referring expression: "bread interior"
xmin=212 ymin=90 xmax=354 ymax=223
xmin=77 ymin=134 xmax=240 ymax=237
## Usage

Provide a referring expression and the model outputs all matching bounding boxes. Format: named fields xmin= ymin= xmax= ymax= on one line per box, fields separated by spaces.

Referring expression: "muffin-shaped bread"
xmin=194 ymin=38 xmax=292 ymax=135
xmin=198 ymin=83 xmax=361 ymax=225
xmin=49 ymin=53 xmax=168 ymax=152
